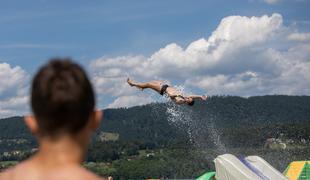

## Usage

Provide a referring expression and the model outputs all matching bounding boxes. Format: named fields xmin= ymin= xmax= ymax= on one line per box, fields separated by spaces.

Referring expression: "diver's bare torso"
xmin=153 ymin=81 xmax=185 ymax=102
xmin=165 ymin=86 xmax=181 ymax=97
xmin=164 ymin=86 xmax=186 ymax=103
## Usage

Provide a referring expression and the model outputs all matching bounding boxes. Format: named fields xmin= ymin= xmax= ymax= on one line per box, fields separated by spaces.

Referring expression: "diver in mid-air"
xmin=127 ymin=78 xmax=207 ymax=106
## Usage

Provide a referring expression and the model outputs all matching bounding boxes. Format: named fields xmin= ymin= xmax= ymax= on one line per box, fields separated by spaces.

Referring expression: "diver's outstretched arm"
xmin=187 ymin=95 xmax=207 ymax=100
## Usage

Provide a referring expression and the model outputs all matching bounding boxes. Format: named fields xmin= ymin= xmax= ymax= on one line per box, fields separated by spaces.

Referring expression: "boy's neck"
xmin=33 ymin=135 xmax=86 ymax=167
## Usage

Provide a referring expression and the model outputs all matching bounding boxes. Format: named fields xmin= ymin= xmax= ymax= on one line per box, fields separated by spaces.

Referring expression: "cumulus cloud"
xmin=287 ymin=32 xmax=310 ymax=42
xmin=0 ymin=63 xmax=29 ymax=118
xmin=185 ymin=72 xmax=262 ymax=96
xmin=1 ymin=13 xmax=309 ymax=114
xmin=90 ymin=13 xmax=310 ymax=108
xmin=90 ymin=55 xmax=147 ymax=97
xmin=107 ymin=95 xmax=154 ymax=109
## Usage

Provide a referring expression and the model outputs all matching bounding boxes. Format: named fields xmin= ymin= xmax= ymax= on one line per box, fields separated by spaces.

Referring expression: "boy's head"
xmin=28 ymin=58 xmax=100 ymax=138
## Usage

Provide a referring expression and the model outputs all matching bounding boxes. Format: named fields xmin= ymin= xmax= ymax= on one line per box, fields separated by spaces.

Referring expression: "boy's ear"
xmin=90 ymin=110 xmax=103 ymax=131
xmin=24 ymin=116 xmax=39 ymax=135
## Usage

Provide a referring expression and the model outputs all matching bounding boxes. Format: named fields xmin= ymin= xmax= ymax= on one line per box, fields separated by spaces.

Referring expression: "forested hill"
xmin=0 ymin=95 xmax=310 ymax=150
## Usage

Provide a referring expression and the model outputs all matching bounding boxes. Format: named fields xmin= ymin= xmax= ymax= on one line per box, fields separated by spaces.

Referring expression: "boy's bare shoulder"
xmin=0 ymin=166 xmax=15 ymax=180
xmin=0 ymin=161 xmax=36 ymax=180
xmin=0 ymin=162 xmax=105 ymax=180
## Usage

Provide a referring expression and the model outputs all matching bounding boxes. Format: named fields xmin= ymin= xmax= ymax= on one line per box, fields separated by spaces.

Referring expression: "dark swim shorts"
xmin=160 ymin=84 xmax=169 ymax=95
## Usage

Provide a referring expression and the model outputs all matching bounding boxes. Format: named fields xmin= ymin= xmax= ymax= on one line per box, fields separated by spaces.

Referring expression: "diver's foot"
xmin=127 ymin=78 xmax=134 ymax=86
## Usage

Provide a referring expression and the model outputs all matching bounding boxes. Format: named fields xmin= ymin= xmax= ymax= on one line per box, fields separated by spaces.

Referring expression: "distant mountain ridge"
xmin=0 ymin=95 xmax=310 ymax=152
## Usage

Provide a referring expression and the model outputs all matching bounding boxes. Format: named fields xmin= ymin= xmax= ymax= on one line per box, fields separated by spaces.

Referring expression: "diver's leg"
xmin=127 ymin=78 xmax=162 ymax=92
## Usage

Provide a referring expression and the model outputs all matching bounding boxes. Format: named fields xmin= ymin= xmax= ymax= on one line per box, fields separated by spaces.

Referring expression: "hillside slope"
xmin=0 ymin=95 xmax=309 ymax=151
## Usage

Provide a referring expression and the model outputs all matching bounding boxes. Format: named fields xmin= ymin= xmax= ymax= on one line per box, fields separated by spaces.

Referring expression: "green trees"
xmin=0 ymin=95 xmax=310 ymax=178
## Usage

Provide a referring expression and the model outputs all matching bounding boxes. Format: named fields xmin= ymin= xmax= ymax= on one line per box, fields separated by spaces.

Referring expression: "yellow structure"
xmin=284 ymin=161 xmax=310 ymax=180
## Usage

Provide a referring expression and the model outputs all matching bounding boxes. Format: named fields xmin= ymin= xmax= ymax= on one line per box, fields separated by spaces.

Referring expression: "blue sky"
xmin=1 ymin=0 xmax=310 ymax=117
xmin=1 ymin=0 xmax=309 ymax=71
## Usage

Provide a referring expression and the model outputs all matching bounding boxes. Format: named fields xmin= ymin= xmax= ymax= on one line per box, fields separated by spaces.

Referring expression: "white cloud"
xmin=0 ymin=96 xmax=29 ymax=118
xmin=90 ymin=13 xmax=310 ymax=108
xmin=146 ymin=13 xmax=283 ymax=77
xmin=1 ymin=13 xmax=309 ymax=114
xmin=0 ymin=63 xmax=27 ymax=94
xmin=184 ymin=72 xmax=263 ymax=96
xmin=0 ymin=63 xmax=29 ymax=118
xmin=287 ymin=32 xmax=310 ymax=42
xmin=107 ymin=95 xmax=154 ymax=109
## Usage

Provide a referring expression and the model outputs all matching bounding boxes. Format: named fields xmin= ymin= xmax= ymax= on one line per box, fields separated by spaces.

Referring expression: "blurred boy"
xmin=0 ymin=59 xmax=104 ymax=180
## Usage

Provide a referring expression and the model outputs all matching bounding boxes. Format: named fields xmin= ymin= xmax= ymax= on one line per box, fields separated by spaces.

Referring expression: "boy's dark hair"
xmin=187 ymin=100 xmax=195 ymax=106
xmin=31 ymin=58 xmax=95 ymax=137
